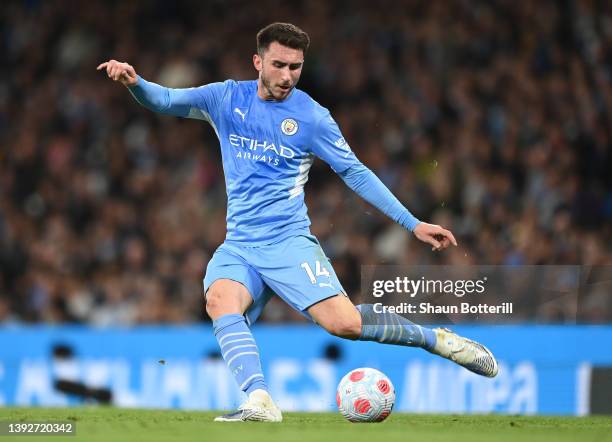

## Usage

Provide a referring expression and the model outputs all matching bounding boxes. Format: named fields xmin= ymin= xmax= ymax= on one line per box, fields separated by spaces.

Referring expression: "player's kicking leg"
xmin=308 ymin=295 xmax=498 ymax=378
xmin=205 ymin=279 xmax=282 ymax=422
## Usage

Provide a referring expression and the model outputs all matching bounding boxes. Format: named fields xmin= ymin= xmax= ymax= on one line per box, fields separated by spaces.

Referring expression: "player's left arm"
xmin=339 ymin=164 xmax=456 ymax=251
xmin=311 ymin=112 xmax=457 ymax=252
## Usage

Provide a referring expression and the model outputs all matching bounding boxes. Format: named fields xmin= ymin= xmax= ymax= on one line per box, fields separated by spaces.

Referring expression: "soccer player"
xmin=98 ymin=22 xmax=498 ymax=422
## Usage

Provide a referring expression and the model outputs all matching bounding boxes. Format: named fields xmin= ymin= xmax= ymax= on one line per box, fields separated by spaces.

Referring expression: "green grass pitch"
xmin=1 ymin=408 xmax=611 ymax=442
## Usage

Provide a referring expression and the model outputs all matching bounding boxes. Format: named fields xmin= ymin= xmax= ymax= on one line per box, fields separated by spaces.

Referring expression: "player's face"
xmin=254 ymin=42 xmax=304 ymax=101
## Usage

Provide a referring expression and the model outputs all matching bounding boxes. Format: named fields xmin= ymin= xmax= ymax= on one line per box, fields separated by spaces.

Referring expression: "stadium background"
xmin=1 ymin=0 xmax=611 ymax=416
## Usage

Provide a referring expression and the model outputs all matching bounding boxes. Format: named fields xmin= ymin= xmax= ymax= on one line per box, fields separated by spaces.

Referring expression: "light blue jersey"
xmin=132 ymin=79 xmax=359 ymax=245
xmin=129 ymin=75 xmax=420 ymax=319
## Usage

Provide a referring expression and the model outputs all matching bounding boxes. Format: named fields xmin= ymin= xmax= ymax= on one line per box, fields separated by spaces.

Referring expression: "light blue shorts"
xmin=203 ymin=234 xmax=346 ymax=324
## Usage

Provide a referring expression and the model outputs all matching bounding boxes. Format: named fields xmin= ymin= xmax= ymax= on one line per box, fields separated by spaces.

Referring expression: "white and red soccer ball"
xmin=336 ymin=367 xmax=395 ymax=422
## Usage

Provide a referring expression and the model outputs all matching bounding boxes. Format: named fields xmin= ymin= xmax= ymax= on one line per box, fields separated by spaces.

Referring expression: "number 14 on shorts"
xmin=300 ymin=260 xmax=331 ymax=285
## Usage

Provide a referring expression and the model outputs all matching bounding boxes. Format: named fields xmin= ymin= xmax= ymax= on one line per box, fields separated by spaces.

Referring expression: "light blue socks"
xmin=356 ymin=304 xmax=437 ymax=350
xmin=213 ymin=314 xmax=268 ymax=394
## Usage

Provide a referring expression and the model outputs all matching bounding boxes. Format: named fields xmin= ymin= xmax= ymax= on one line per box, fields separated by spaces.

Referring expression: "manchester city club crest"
xmin=281 ymin=118 xmax=298 ymax=136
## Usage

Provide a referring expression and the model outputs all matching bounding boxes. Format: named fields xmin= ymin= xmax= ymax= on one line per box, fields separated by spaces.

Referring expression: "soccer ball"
xmin=336 ymin=367 xmax=395 ymax=422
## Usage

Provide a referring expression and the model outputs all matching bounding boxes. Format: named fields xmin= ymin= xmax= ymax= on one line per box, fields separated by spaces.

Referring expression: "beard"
xmin=260 ymin=72 xmax=292 ymax=100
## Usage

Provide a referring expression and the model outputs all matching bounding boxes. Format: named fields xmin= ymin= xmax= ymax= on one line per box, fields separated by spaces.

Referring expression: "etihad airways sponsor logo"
xmin=228 ymin=134 xmax=296 ymax=159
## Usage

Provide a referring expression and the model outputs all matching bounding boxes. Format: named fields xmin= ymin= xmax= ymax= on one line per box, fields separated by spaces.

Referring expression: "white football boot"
xmin=430 ymin=328 xmax=499 ymax=377
xmin=214 ymin=389 xmax=283 ymax=422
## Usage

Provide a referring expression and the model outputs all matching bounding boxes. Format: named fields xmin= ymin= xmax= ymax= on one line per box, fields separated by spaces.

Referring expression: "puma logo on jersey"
xmin=234 ymin=107 xmax=248 ymax=121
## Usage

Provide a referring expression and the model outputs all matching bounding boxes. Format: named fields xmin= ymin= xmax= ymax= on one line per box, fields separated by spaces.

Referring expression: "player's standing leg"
xmin=206 ymin=279 xmax=282 ymax=422
xmin=308 ymin=295 xmax=498 ymax=377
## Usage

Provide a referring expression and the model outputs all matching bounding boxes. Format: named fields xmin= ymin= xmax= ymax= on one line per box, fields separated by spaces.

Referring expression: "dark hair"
xmin=256 ymin=23 xmax=310 ymax=55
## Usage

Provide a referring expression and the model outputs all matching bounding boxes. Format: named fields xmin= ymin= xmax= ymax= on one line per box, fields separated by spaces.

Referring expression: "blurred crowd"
xmin=1 ymin=0 xmax=611 ymax=325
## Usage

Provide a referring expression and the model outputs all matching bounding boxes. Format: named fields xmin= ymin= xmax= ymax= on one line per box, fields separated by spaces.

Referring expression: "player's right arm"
xmin=97 ymin=59 xmax=139 ymax=86
xmin=96 ymin=59 xmax=227 ymax=120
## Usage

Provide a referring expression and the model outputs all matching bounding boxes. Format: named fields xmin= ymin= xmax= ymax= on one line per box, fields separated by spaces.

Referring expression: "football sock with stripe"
xmin=213 ymin=313 xmax=268 ymax=395
xmin=356 ymin=304 xmax=437 ymax=350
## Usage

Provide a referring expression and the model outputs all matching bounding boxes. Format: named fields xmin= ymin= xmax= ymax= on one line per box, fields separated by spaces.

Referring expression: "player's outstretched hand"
xmin=97 ymin=60 xmax=138 ymax=87
xmin=413 ymin=222 xmax=458 ymax=252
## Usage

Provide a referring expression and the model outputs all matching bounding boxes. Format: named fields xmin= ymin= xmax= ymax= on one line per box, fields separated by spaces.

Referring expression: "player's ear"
xmin=253 ymin=53 xmax=262 ymax=72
